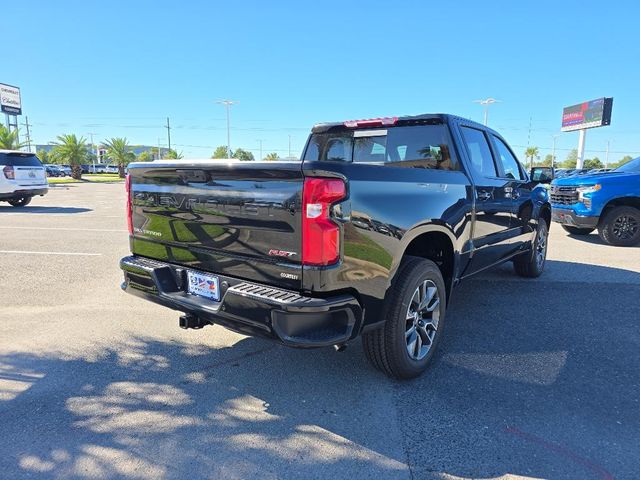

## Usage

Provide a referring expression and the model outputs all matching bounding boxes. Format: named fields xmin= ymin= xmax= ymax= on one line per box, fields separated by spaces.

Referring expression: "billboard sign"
xmin=0 ymin=83 xmax=22 ymax=115
xmin=561 ymin=97 xmax=613 ymax=132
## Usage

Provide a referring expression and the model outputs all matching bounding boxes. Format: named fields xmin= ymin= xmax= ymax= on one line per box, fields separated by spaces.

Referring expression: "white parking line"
xmin=0 ymin=250 xmax=102 ymax=256
xmin=0 ymin=226 xmax=126 ymax=233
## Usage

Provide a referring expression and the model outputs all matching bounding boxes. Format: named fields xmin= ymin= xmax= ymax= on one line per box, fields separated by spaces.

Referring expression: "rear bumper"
xmin=120 ymin=255 xmax=363 ymax=348
xmin=551 ymin=207 xmax=599 ymax=228
xmin=0 ymin=187 xmax=48 ymax=200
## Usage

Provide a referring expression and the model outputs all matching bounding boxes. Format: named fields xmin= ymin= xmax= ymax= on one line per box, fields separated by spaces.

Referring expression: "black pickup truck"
xmin=120 ymin=114 xmax=551 ymax=379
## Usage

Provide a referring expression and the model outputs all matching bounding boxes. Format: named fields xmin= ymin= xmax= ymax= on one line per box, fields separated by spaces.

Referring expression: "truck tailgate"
xmin=129 ymin=161 xmax=304 ymax=290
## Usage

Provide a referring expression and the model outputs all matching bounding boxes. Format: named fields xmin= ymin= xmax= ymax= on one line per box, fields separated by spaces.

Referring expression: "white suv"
xmin=0 ymin=150 xmax=48 ymax=207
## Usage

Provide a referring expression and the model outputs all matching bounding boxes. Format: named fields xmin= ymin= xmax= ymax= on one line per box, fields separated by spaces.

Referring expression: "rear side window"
xmin=305 ymin=124 xmax=458 ymax=170
xmin=460 ymin=126 xmax=497 ymax=177
xmin=0 ymin=153 xmax=43 ymax=167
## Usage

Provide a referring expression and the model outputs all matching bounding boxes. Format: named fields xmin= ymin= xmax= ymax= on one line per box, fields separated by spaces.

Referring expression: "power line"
xmin=511 ymin=144 xmax=638 ymax=155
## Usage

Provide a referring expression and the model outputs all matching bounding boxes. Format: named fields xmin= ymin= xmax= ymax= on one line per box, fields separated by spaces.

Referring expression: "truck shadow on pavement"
xmin=0 ymin=260 xmax=638 ymax=479
xmin=562 ymin=231 xmax=640 ymax=248
xmin=0 ymin=206 xmax=92 ymax=214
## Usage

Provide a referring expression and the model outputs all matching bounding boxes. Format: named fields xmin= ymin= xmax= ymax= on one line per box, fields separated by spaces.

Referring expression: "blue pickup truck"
xmin=550 ymin=156 xmax=640 ymax=246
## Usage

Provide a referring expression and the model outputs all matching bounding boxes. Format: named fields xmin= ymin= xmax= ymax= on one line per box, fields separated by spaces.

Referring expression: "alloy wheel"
xmin=405 ymin=280 xmax=440 ymax=361
xmin=612 ymin=214 xmax=639 ymax=240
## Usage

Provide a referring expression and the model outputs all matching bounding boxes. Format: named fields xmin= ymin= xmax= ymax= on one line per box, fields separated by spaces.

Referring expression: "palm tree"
xmin=0 ymin=125 xmax=27 ymax=150
xmin=165 ymin=149 xmax=184 ymax=159
xmin=52 ymin=134 xmax=89 ymax=179
xmin=524 ymin=146 xmax=540 ymax=168
xmin=104 ymin=137 xmax=132 ymax=178
xmin=265 ymin=152 xmax=279 ymax=161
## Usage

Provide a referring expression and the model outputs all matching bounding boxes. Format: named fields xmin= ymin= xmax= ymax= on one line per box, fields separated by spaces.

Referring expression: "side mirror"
xmin=530 ymin=167 xmax=554 ymax=184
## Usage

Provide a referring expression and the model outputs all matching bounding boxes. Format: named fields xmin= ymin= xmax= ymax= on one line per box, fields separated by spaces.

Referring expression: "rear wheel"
xmin=8 ymin=197 xmax=32 ymax=207
xmin=362 ymin=256 xmax=446 ymax=379
xmin=598 ymin=206 xmax=640 ymax=246
xmin=514 ymin=220 xmax=548 ymax=278
xmin=561 ymin=225 xmax=594 ymax=236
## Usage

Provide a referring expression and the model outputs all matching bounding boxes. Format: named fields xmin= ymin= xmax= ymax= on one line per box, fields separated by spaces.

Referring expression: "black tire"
xmin=597 ymin=206 xmax=640 ymax=247
xmin=514 ymin=220 xmax=548 ymax=278
xmin=8 ymin=197 xmax=32 ymax=207
xmin=561 ymin=225 xmax=594 ymax=236
xmin=362 ymin=256 xmax=446 ymax=379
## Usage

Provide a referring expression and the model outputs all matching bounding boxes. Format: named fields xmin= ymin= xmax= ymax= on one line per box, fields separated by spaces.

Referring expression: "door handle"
xmin=477 ymin=190 xmax=492 ymax=201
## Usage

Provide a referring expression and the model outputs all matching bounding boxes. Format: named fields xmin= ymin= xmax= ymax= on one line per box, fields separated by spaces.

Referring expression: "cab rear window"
xmin=304 ymin=125 xmax=458 ymax=170
xmin=0 ymin=153 xmax=43 ymax=167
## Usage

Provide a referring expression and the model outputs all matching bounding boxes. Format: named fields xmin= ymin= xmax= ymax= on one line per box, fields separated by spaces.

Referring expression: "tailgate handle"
xmin=176 ymin=169 xmax=208 ymax=183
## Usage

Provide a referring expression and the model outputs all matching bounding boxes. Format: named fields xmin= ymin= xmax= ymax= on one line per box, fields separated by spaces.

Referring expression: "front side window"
xmin=492 ymin=136 xmax=525 ymax=180
xmin=460 ymin=126 xmax=497 ymax=178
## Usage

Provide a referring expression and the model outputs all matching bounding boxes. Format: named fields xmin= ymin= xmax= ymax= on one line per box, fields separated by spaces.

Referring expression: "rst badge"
xmin=268 ymin=249 xmax=297 ymax=258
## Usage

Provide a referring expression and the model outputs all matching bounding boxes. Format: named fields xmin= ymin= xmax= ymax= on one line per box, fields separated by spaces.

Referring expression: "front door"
xmin=489 ymin=134 xmax=536 ymax=250
xmin=458 ymin=125 xmax=515 ymax=274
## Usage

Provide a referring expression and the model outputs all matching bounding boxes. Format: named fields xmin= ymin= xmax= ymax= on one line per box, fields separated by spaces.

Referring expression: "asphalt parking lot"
xmin=1 ymin=182 xmax=639 ymax=480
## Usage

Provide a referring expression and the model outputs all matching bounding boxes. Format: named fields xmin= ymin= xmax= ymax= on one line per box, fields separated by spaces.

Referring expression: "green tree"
xmin=137 ymin=151 xmax=154 ymax=162
xmin=233 ymin=148 xmax=254 ymax=161
xmin=611 ymin=155 xmax=633 ymax=169
xmin=104 ymin=137 xmax=132 ymax=178
xmin=542 ymin=154 xmax=553 ymax=167
xmin=52 ymin=134 xmax=89 ymax=179
xmin=561 ymin=149 xmax=578 ymax=169
xmin=264 ymin=152 xmax=279 ymax=161
xmin=36 ymin=149 xmax=51 ymax=164
xmin=524 ymin=147 xmax=539 ymax=168
xmin=165 ymin=149 xmax=183 ymax=159
xmin=0 ymin=125 xmax=27 ymax=149
xmin=583 ymin=157 xmax=603 ymax=169
xmin=211 ymin=146 xmax=230 ymax=159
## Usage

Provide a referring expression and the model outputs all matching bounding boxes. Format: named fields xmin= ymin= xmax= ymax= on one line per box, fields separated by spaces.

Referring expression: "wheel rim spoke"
xmin=405 ymin=279 xmax=440 ymax=361
xmin=406 ymin=325 xmax=416 ymax=339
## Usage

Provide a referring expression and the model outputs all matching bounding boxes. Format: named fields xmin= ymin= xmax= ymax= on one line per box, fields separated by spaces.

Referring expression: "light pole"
xmin=87 ymin=132 xmax=98 ymax=170
xmin=257 ymin=139 xmax=264 ymax=161
xmin=551 ymin=134 xmax=561 ymax=168
xmin=473 ymin=98 xmax=501 ymax=126
xmin=217 ymin=100 xmax=238 ymax=158
xmin=605 ymin=140 xmax=611 ymax=169
xmin=288 ymin=135 xmax=292 ymax=159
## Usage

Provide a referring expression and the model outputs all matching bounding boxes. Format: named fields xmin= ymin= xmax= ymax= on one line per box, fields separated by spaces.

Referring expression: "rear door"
xmin=457 ymin=125 xmax=515 ymax=273
xmin=129 ymin=161 xmax=304 ymax=290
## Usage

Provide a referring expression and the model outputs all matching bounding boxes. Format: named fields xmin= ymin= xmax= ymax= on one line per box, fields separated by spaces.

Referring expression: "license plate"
xmin=187 ymin=271 xmax=220 ymax=301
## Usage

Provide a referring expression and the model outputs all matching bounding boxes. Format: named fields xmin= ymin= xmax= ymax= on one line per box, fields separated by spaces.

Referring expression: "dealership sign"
xmin=561 ymin=97 xmax=613 ymax=132
xmin=0 ymin=83 xmax=22 ymax=115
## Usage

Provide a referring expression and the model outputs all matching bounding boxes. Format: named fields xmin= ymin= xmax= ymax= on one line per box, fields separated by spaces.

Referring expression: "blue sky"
xmin=5 ymin=0 xmax=640 ymax=162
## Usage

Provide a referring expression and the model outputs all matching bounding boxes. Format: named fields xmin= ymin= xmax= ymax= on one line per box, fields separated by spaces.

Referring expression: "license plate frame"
xmin=186 ymin=270 xmax=220 ymax=302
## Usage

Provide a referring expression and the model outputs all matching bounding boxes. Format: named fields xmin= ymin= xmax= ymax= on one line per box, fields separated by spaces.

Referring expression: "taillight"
xmin=302 ymin=177 xmax=346 ymax=266
xmin=3 ymin=166 xmax=15 ymax=179
xmin=343 ymin=116 xmax=398 ymax=128
xmin=125 ymin=174 xmax=133 ymax=235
